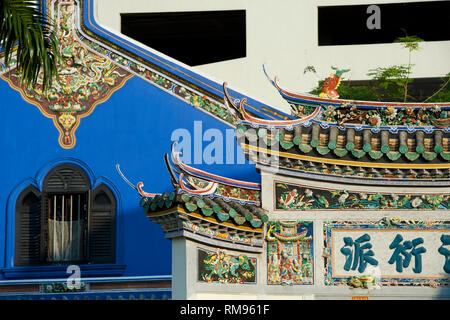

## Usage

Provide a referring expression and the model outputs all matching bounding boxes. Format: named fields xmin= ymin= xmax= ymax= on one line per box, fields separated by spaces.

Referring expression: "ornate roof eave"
xmin=223 ymin=82 xmax=320 ymax=128
xmin=238 ymin=136 xmax=450 ymax=185
xmin=145 ymin=205 xmax=264 ymax=253
xmin=117 ymin=145 xmax=268 ymax=252
xmin=77 ymin=0 xmax=293 ymax=126
xmin=273 ymin=77 xmax=450 ymax=110
xmin=168 ymin=142 xmax=261 ymax=192
xmin=236 ymin=121 xmax=450 ymax=163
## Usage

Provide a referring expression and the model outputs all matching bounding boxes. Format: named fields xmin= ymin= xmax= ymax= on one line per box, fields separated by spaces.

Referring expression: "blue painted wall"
xmin=0 ymin=75 xmax=260 ymax=279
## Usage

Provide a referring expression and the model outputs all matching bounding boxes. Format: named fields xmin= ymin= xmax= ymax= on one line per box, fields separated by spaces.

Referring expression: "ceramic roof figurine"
xmin=223 ymin=68 xmax=450 ymax=185
xmin=123 ymin=144 xmax=268 ymax=253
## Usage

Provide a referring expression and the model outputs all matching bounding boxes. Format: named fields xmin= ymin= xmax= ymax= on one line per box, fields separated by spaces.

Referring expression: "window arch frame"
xmin=5 ymin=159 xmax=125 ymax=279
xmin=42 ymin=163 xmax=91 ymax=194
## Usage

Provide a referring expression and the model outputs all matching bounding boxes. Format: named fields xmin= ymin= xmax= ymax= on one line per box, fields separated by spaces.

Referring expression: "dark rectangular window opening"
xmin=121 ymin=10 xmax=246 ymax=66
xmin=318 ymin=1 xmax=450 ymax=46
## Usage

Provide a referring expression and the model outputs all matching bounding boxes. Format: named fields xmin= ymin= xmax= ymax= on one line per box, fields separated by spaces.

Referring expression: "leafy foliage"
xmin=0 ymin=0 xmax=60 ymax=90
xmin=308 ymin=36 xmax=449 ymax=103
xmin=366 ymin=65 xmax=413 ymax=101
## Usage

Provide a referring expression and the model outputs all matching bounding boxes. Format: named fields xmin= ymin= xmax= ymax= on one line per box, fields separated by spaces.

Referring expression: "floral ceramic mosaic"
xmin=291 ymin=103 xmax=450 ymax=129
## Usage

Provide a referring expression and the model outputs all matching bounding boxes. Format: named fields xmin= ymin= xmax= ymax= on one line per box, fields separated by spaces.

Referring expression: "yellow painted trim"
xmin=351 ymin=296 xmax=369 ymax=300
xmin=242 ymin=143 xmax=450 ymax=169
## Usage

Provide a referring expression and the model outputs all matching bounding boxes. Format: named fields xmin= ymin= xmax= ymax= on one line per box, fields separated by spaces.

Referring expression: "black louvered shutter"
xmin=88 ymin=186 xmax=116 ymax=264
xmin=40 ymin=192 xmax=50 ymax=263
xmin=44 ymin=165 xmax=90 ymax=193
xmin=15 ymin=189 xmax=41 ymax=266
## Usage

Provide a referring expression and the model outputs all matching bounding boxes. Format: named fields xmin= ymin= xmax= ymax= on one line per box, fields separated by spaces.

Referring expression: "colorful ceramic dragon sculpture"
xmin=319 ymin=66 xmax=350 ymax=99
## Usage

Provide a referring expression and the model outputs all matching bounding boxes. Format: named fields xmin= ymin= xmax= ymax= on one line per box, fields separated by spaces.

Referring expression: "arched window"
xmin=14 ymin=165 xmax=116 ymax=266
